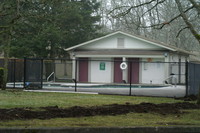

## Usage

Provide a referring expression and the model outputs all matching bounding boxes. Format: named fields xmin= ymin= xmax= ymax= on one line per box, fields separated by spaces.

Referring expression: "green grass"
xmin=0 ymin=89 xmax=199 ymax=127
xmin=0 ymin=90 xmax=183 ymax=108
xmin=1 ymin=111 xmax=200 ymax=128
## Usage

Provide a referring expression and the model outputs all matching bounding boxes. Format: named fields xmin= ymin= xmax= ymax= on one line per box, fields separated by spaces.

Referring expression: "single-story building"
xmin=65 ymin=31 xmax=193 ymax=85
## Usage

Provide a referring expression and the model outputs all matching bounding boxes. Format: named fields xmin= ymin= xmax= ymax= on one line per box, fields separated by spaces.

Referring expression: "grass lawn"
xmin=0 ymin=89 xmax=199 ymax=128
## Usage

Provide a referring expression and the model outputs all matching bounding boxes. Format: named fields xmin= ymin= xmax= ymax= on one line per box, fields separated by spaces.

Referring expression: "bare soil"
xmin=0 ymin=102 xmax=199 ymax=121
xmin=175 ymin=95 xmax=198 ymax=101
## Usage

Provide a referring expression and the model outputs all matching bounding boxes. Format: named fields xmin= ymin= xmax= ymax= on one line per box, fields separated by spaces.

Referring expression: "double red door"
xmin=114 ymin=58 xmax=139 ymax=84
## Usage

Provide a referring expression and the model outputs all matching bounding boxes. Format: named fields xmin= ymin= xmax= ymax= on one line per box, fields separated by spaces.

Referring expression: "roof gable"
xmin=65 ymin=31 xmax=191 ymax=55
xmin=79 ymin=33 xmax=167 ymax=50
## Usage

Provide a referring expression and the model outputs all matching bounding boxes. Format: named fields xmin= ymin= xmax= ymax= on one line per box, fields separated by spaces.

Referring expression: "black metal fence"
xmin=187 ymin=62 xmax=200 ymax=96
xmin=2 ymin=58 xmax=200 ymax=97
xmin=0 ymin=59 xmax=24 ymax=86
xmin=24 ymin=58 xmax=43 ymax=89
xmin=74 ymin=58 xmax=187 ymax=96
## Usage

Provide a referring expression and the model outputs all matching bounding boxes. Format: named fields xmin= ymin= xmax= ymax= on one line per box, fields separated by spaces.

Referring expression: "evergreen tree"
xmin=8 ymin=0 xmax=101 ymax=58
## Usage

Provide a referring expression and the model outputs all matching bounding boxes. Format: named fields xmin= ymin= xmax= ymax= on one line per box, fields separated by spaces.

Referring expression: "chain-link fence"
xmin=0 ymin=59 xmax=24 ymax=88
xmin=3 ymin=58 xmax=200 ymax=97
xmin=24 ymin=58 xmax=43 ymax=89
xmin=73 ymin=58 xmax=187 ymax=96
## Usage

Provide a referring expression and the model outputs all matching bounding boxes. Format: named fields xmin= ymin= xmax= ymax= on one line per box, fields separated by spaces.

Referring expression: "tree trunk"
xmin=2 ymin=27 xmax=12 ymax=90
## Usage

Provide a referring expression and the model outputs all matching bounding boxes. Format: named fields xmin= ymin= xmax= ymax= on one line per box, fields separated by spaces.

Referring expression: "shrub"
xmin=0 ymin=67 xmax=4 ymax=88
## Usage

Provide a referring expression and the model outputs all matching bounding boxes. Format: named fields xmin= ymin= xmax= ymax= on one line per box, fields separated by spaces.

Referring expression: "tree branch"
xmin=109 ymin=0 xmax=157 ymax=18
xmin=175 ymin=0 xmax=200 ymax=44
xmin=176 ymin=26 xmax=189 ymax=38
xmin=0 ymin=26 xmax=9 ymax=28
xmin=189 ymin=0 xmax=200 ymax=15
xmin=0 ymin=13 xmax=11 ymax=17
xmin=141 ymin=0 xmax=166 ymax=17
xmin=139 ymin=5 xmax=194 ymax=29
xmin=109 ymin=0 xmax=195 ymax=32
xmin=0 ymin=30 xmax=9 ymax=35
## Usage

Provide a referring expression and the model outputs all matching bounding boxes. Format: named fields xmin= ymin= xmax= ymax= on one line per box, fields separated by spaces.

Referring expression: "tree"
xmin=101 ymin=0 xmax=200 ymax=50
xmin=175 ymin=0 xmax=200 ymax=44
xmin=9 ymin=0 xmax=101 ymax=58
xmin=0 ymin=0 xmax=21 ymax=90
xmin=0 ymin=0 xmax=101 ymax=89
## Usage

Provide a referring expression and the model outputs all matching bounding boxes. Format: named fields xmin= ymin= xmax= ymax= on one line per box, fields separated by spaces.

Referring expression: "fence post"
xmin=129 ymin=61 xmax=132 ymax=96
xmin=185 ymin=61 xmax=188 ymax=97
xmin=53 ymin=59 xmax=56 ymax=82
xmin=23 ymin=57 xmax=26 ymax=89
xmin=13 ymin=59 xmax=16 ymax=88
xmin=41 ymin=59 xmax=43 ymax=89
xmin=178 ymin=59 xmax=181 ymax=84
xmin=75 ymin=59 xmax=78 ymax=92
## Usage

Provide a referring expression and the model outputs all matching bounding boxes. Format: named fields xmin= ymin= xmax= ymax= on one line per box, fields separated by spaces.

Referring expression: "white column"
xmin=72 ymin=57 xmax=76 ymax=79
xmin=164 ymin=54 xmax=170 ymax=79
xmin=122 ymin=57 xmax=128 ymax=82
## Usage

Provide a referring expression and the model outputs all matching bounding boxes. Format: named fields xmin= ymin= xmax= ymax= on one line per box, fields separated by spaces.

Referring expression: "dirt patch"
xmin=0 ymin=102 xmax=199 ymax=121
xmin=175 ymin=95 xmax=198 ymax=101
xmin=156 ymin=122 xmax=195 ymax=126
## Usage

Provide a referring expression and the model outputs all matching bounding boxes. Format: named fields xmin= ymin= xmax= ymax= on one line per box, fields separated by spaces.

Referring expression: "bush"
xmin=0 ymin=67 xmax=4 ymax=88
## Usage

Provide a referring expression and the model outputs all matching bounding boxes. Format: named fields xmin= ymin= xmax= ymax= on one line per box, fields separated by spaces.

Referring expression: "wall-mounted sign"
xmin=147 ymin=58 xmax=153 ymax=62
xmin=100 ymin=62 xmax=105 ymax=70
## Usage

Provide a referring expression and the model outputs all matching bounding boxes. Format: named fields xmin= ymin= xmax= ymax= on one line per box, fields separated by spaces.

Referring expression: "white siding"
xmin=89 ymin=58 xmax=113 ymax=83
xmin=125 ymin=35 xmax=164 ymax=50
xmin=78 ymin=34 xmax=165 ymax=50
xmin=79 ymin=36 xmax=118 ymax=49
xmin=141 ymin=58 xmax=165 ymax=84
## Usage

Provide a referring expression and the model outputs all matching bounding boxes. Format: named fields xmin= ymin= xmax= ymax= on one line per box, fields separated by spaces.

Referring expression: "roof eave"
xmin=64 ymin=31 xmax=192 ymax=55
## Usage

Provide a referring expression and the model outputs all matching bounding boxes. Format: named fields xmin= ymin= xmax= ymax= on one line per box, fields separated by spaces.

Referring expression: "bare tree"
xmin=99 ymin=0 xmax=200 ymax=50
xmin=175 ymin=0 xmax=200 ymax=44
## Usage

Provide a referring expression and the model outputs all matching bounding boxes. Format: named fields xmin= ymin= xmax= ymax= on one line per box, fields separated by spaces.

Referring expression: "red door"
xmin=114 ymin=58 xmax=123 ymax=83
xmin=78 ymin=58 xmax=88 ymax=82
xmin=128 ymin=58 xmax=139 ymax=84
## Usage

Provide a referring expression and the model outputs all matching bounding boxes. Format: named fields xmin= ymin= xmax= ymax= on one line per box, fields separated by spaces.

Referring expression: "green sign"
xmin=100 ymin=62 xmax=105 ymax=70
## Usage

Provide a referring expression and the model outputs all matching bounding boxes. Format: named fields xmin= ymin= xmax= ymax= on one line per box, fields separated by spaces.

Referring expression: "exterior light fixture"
xmin=164 ymin=53 xmax=168 ymax=57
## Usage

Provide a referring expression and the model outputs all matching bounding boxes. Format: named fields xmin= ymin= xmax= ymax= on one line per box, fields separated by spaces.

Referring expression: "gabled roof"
xmin=64 ymin=31 xmax=193 ymax=55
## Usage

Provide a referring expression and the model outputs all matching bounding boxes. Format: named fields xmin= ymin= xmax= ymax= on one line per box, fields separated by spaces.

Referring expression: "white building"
xmin=65 ymin=31 xmax=192 ymax=85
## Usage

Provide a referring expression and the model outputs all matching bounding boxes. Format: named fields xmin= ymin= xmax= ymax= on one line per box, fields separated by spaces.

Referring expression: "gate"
xmin=24 ymin=58 xmax=43 ymax=89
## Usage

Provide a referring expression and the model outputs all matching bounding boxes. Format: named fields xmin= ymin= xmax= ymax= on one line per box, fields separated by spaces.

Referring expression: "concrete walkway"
xmin=26 ymin=85 xmax=186 ymax=98
xmin=7 ymin=82 xmax=186 ymax=97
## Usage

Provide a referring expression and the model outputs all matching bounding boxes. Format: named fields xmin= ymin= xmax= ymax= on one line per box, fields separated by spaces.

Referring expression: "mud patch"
xmin=0 ymin=102 xmax=199 ymax=121
xmin=157 ymin=122 xmax=195 ymax=126
xmin=175 ymin=95 xmax=198 ymax=101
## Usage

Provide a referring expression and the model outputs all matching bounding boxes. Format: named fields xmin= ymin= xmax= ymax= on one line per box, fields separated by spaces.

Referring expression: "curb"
xmin=0 ymin=127 xmax=200 ymax=133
